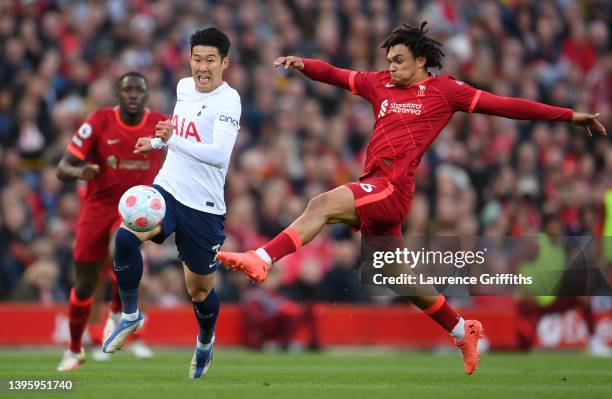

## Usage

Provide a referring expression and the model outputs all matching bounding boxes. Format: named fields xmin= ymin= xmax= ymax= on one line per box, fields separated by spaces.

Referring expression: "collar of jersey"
xmin=388 ymin=73 xmax=434 ymax=89
xmin=190 ymin=80 xmax=228 ymax=97
xmin=113 ymin=107 xmax=150 ymax=131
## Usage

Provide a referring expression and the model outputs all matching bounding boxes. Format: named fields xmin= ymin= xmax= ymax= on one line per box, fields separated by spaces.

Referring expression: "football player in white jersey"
xmin=102 ymin=27 xmax=241 ymax=379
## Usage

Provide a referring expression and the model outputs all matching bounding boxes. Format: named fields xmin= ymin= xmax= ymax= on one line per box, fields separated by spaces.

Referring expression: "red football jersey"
xmin=302 ymin=59 xmax=572 ymax=198
xmin=348 ymin=70 xmax=480 ymax=195
xmin=67 ymin=107 xmax=168 ymax=205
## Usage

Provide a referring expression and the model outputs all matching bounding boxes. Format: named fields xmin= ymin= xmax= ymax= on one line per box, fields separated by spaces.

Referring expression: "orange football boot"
xmin=456 ymin=319 xmax=483 ymax=375
xmin=217 ymin=251 xmax=270 ymax=282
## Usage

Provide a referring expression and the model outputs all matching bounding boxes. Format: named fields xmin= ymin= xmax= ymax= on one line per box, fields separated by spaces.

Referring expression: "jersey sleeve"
xmin=301 ymin=59 xmax=376 ymax=100
xmin=213 ymin=92 xmax=241 ymax=141
xmin=473 ymin=91 xmax=573 ymax=122
xmin=349 ymin=71 xmax=380 ymax=101
xmin=67 ymin=112 xmax=101 ymax=160
xmin=439 ymin=76 xmax=482 ymax=113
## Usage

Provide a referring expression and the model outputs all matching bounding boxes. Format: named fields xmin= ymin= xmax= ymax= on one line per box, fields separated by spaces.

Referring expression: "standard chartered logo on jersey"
xmin=378 ymin=99 xmax=423 ymax=118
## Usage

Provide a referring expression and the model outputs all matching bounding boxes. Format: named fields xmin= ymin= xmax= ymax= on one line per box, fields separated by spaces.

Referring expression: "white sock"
xmin=196 ymin=337 xmax=212 ymax=350
xmin=255 ymin=248 xmax=272 ymax=265
xmin=451 ymin=317 xmax=465 ymax=340
xmin=122 ymin=310 xmax=139 ymax=321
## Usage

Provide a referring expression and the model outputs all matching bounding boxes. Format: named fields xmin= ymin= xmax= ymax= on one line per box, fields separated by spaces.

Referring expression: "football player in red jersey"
xmin=56 ymin=72 xmax=168 ymax=371
xmin=218 ymin=22 xmax=606 ymax=375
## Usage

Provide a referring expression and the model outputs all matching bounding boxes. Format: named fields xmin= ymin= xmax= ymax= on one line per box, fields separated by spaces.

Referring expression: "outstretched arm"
xmin=274 ymin=56 xmax=353 ymax=91
xmin=474 ymin=91 xmax=606 ymax=137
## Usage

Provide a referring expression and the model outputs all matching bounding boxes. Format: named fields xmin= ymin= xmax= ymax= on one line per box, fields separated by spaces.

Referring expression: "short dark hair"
xmin=116 ymin=71 xmax=148 ymax=88
xmin=190 ymin=27 xmax=231 ymax=58
xmin=381 ymin=21 xmax=445 ymax=69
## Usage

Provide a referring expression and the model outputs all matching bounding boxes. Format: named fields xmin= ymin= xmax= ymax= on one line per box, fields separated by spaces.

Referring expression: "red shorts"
xmin=73 ymin=203 xmax=121 ymax=262
xmin=345 ymin=176 xmax=412 ymax=238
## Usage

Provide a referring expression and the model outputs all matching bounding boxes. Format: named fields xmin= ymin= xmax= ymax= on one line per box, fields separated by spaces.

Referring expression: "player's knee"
xmin=118 ymin=222 xmax=158 ymax=242
xmin=188 ymin=286 xmax=212 ymax=302
xmin=74 ymin=278 xmax=97 ymax=299
xmin=115 ymin=227 xmax=143 ymax=252
xmin=306 ymin=193 xmax=330 ymax=215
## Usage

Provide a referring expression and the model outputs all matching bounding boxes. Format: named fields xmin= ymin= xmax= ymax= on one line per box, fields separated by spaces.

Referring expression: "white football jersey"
xmin=154 ymin=78 xmax=241 ymax=214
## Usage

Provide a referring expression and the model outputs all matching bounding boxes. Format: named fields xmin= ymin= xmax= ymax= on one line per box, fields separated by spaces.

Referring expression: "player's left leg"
xmin=353 ymin=180 xmax=483 ymax=375
xmin=410 ymin=294 xmax=483 ymax=375
xmin=184 ymin=267 xmax=218 ymax=378
xmin=172 ymin=202 xmax=226 ymax=379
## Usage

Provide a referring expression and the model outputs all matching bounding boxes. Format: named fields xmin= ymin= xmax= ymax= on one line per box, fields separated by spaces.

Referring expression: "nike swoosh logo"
xmin=385 ymin=83 xmax=395 ymax=88
xmin=209 ymin=262 xmax=216 ymax=268
xmin=107 ymin=139 xmax=120 ymax=145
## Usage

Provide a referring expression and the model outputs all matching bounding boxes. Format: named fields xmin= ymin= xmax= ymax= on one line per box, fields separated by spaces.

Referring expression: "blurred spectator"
xmin=10 ymin=258 xmax=64 ymax=305
xmin=242 ymin=267 xmax=318 ymax=351
xmin=0 ymin=0 xmax=609 ymax=306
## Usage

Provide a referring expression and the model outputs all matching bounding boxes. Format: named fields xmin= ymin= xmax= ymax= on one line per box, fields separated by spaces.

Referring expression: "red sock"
xmin=109 ymin=272 xmax=122 ymax=314
xmin=87 ymin=322 xmax=104 ymax=345
xmin=68 ymin=288 xmax=93 ymax=353
xmin=262 ymin=227 xmax=302 ymax=262
xmin=422 ymin=295 xmax=461 ymax=333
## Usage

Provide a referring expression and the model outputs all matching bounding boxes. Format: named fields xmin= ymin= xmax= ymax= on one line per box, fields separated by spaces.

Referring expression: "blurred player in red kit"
xmin=218 ymin=22 xmax=607 ymax=375
xmin=56 ymin=72 xmax=167 ymax=371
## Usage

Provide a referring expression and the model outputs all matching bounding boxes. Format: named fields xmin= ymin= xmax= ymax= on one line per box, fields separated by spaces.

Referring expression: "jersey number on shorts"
xmin=360 ymin=183 xmax=376 ymax=193
xmin=209 ymin=244 xmax=221 ymax=268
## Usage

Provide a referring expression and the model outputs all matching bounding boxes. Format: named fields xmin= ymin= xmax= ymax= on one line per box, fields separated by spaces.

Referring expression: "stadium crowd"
xmin=0 ymin=0 xmax=610 ymax=308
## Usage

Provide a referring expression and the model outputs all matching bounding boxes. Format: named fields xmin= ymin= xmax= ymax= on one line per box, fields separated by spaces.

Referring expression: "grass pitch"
xmin=0 ymin=349 xmax=610 ymax=399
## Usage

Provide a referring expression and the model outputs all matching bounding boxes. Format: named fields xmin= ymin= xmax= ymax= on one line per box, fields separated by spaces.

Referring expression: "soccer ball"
xmin=118 ymin=185 xmax=166 ymax=232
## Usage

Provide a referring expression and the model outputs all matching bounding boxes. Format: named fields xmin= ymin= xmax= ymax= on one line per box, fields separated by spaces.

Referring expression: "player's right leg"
xmin=101 ymin=250 xmax=154 ymax=358
xmin=104 ymin=184 xmax=176 ymax=353
xmin=218 ymin=185 xmax=358 ymax=281
xmin=102 ymin=225 xmax=152 ymax=353
xmin=58 ymin=207 xmax=112 ymax=371
xmin=57 ymin=259 xmax=105 ymax=371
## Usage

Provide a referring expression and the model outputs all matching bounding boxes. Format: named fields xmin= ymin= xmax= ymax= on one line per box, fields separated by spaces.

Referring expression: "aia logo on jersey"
xmin=378 ymin=100 xmax=389 ymax=118
xmin=418 ymin=85 xmax=426 ymax=97
xmin=171 ymin=114 xmax=201 ymax=142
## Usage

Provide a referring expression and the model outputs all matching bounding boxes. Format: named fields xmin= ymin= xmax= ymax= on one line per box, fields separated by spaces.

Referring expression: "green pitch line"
xmin=0 ymin=349 xmax=610 ymax=399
